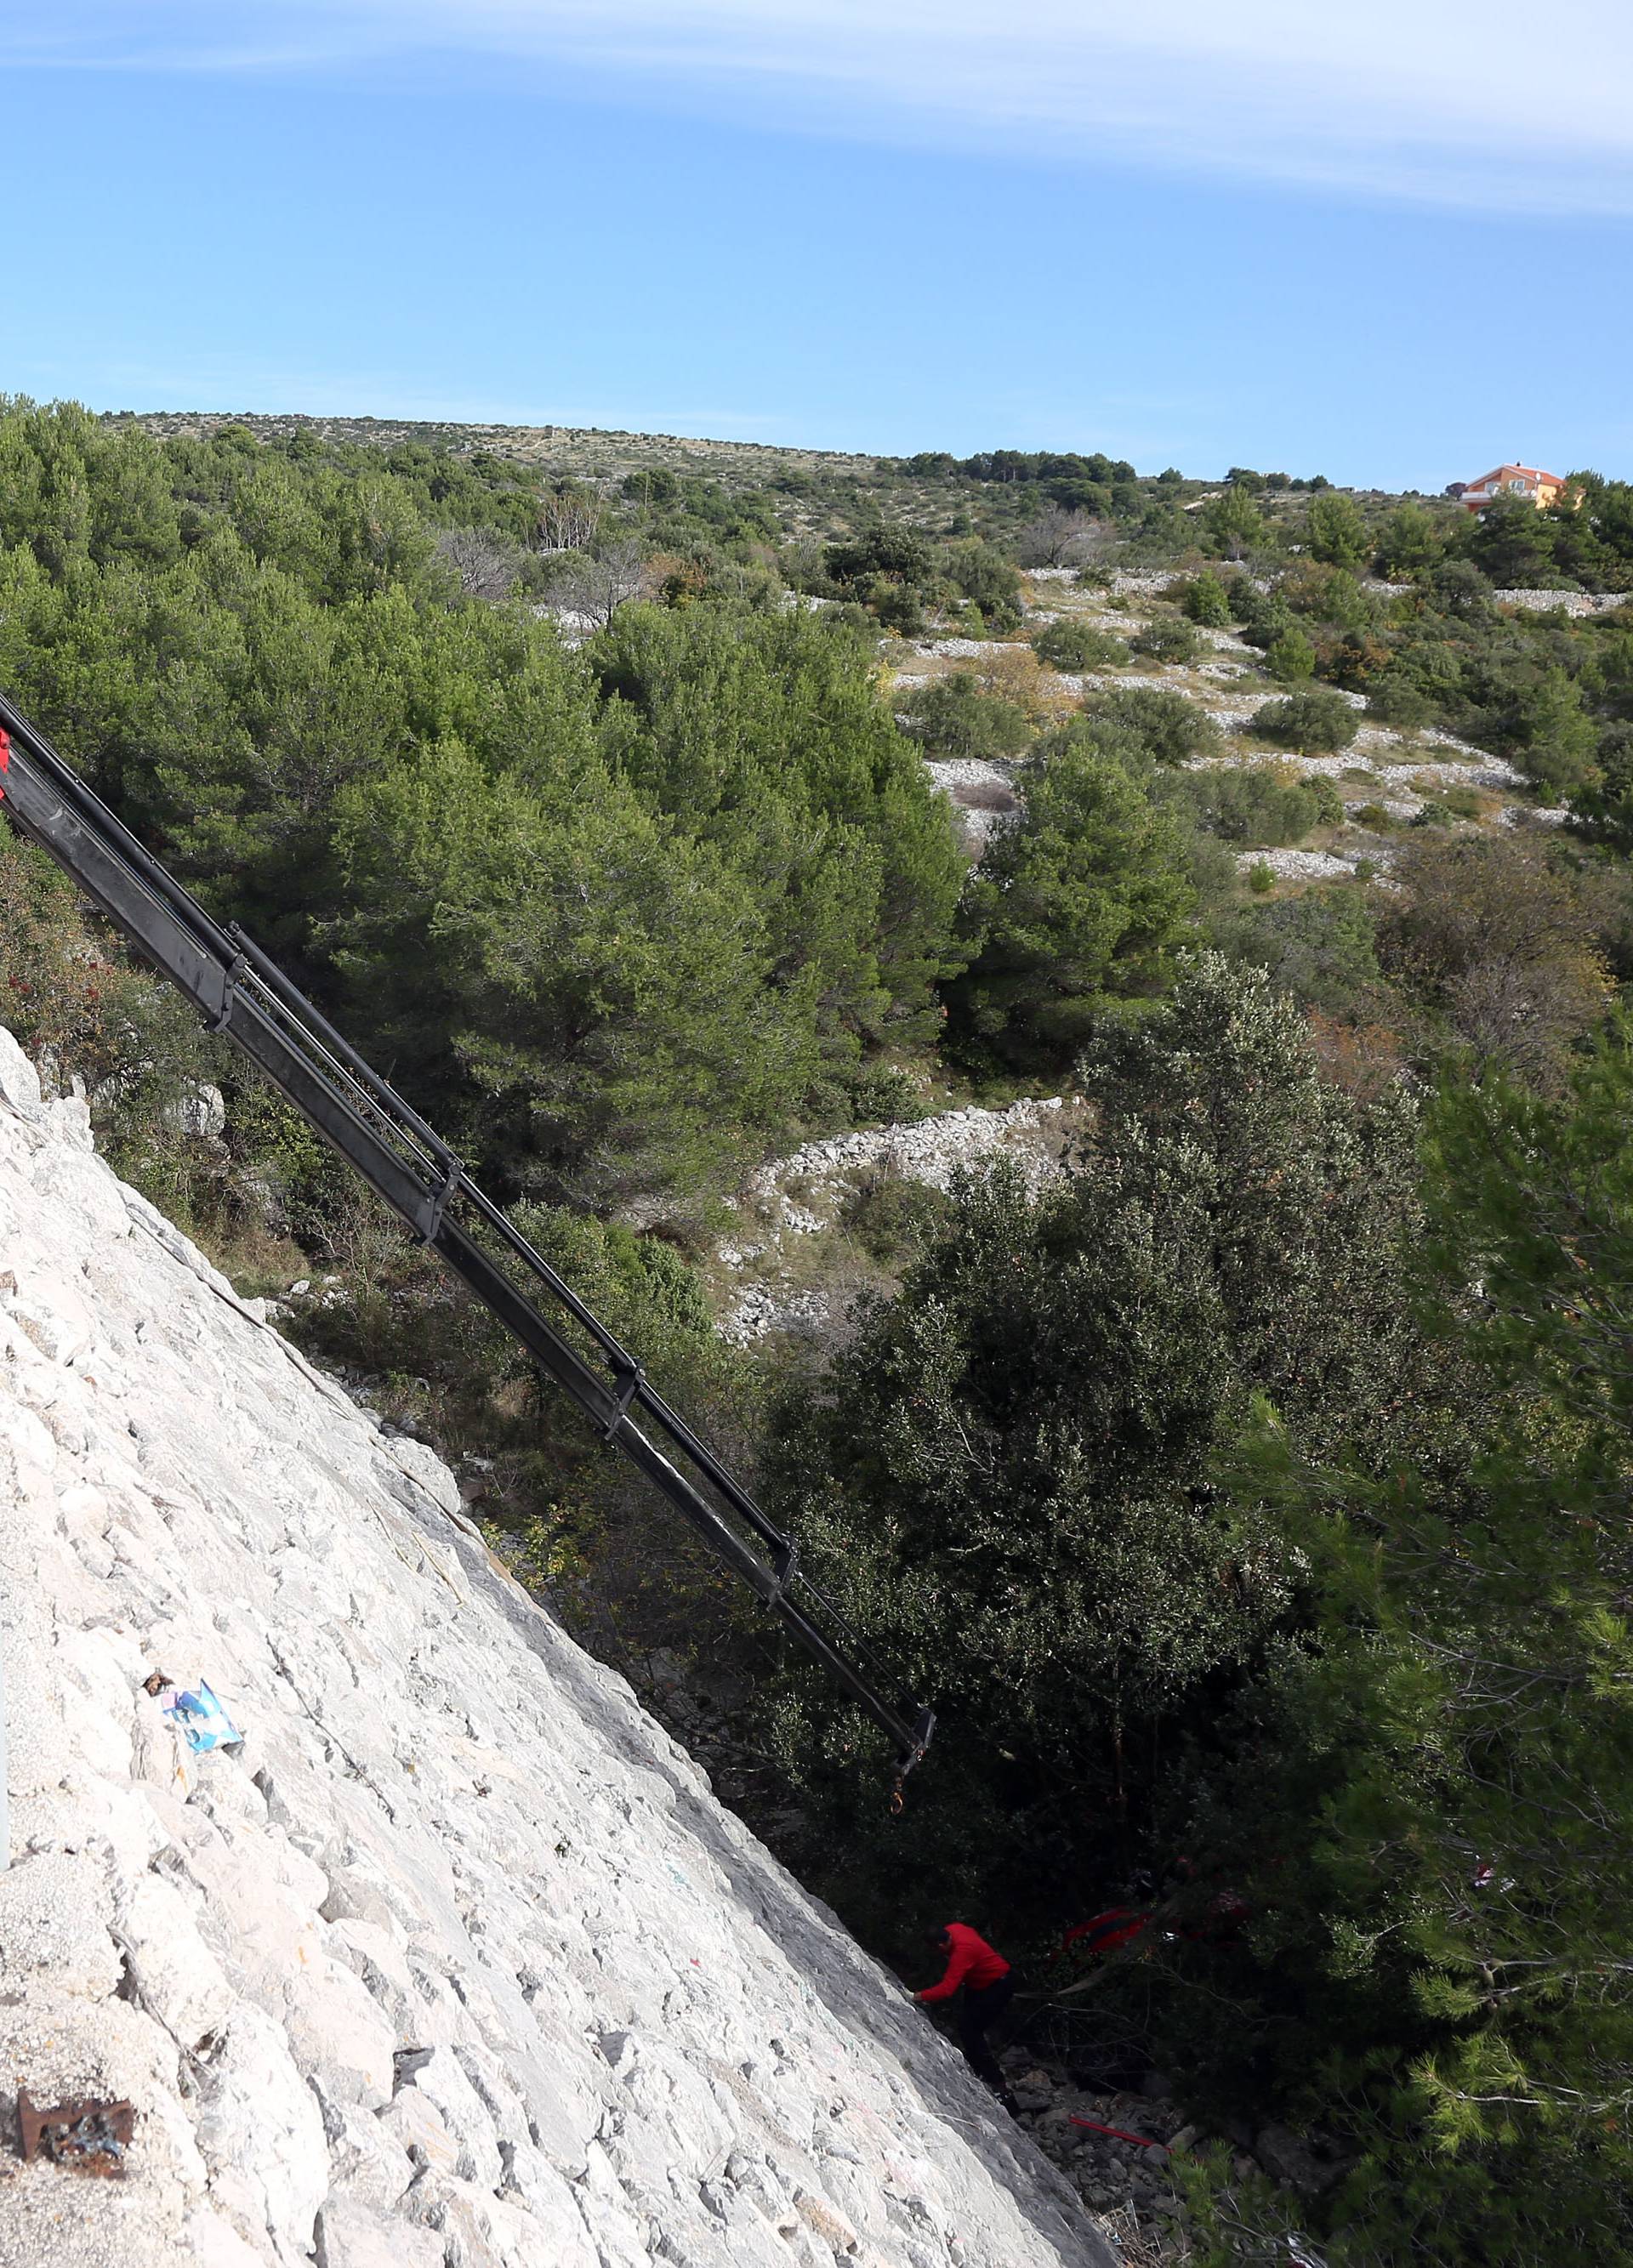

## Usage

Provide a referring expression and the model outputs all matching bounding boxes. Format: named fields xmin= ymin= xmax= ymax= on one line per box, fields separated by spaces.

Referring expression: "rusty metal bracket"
xmin=17 ymin=2089 xmax=135 ymax=2177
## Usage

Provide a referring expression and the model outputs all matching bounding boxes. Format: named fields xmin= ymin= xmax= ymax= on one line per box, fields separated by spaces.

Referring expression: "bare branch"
xmin=1016 ymin=505 xmax=1107 ymax=570
xmin=535 ymin=486 xmax=603 ymax=554
xmin=543 ymin=537 xmax=653 ymax=634
xmin=435 ymin=527 xmax=524 ymax=601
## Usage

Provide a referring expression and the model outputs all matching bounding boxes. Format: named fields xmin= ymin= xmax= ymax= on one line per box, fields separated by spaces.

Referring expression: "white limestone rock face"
xmin=0 ymin=1028 xmax=1115 ymax=2268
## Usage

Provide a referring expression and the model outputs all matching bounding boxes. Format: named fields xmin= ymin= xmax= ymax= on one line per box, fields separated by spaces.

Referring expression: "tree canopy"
xmin=0 ymin=401 xmax=966 ymax=1207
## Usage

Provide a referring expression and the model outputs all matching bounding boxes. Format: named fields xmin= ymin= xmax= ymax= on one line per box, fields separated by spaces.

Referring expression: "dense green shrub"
xmin=1281 ymin=562 xmax=1380 ymax=637
xmin=761 ymin=963 xmax=1633 ymax=2261
xmin=1366 ymin=671 xmax=1436 ymax=728
xmin=1179 ymin=570 xmax=1232 ymax=627
xmin=1265 ymin=626 xmax=1317 ymax=682
xmin=767 ymin=958 xmax=1427 ymax=1939
xmin=1235 ymin=586 xmax=1296 ymax=653
xmin=1374 ymin=499 xmax=1448 ymax=577
xmin=1460 ymin=492 xmax=1572 ymax=588
xmin=1032 ymin=617 xmax=1129 ymax=671
xmin=838 ymin=1169 xmax=953 ymax=1263
xmin=1130 ymin=615 xmax=1203 ymax=665
xmin=1213 ymin=880 xmax=1382 ymax=1012
xmin=1572 ymin=719 xmax=1633 ymax=851
xmin=1499 ymin=664 xmax=1599 ymax=799
xmin=1084 ymin=685 xmax=1222 ymax=764
xmin=823 ymin=526 xmax=932 ymax=594
xmin=1201 ymin=486 xmax=1266 ymax=559
xmin=845 ymin=1063 xmax=926 ymax=1126
xmin=899 ymin=672 xmax=1033 ymax=761
xmin=1250 ymin=688 xmax=1362 ymax=753
xmin=946 ymin=744 xmax=1199 ymax=1071
xmin=1169 ymin=763 xmax=1341 ymax=847
xmin=1174 ymin=1042 xmax=1633 ymax=2266
xmin=1305 ymin=490 xmax=1369 ymax=571
xmin=942 ymin=538 xmax=1023 ymax=629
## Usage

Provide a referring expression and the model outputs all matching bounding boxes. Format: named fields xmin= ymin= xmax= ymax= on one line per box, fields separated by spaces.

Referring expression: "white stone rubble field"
xmin=744 ymin=1100 xmax=1067 ymax=1213
xmin=1194 ymin=747 xmax=1523 ymax=794
xmin=914 ymin=638 xmax=1032 ymax=661
xmin=0 ymin=1028 xmax=1112 ymax=2268
xmin=720 ymin=1102 xmax=1068 ymax=1343
xmin=1236 ymin=848 xmax=1381 ymax=884
xmin=890 ymin=570 xmax=1568 ymax=886
xmin=1493 ymin=588 xmax=1625 ymax=615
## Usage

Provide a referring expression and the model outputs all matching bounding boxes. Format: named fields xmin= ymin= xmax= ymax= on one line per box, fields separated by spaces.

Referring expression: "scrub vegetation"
xmin=5 ymin=399 xmax=1633 ymax=2265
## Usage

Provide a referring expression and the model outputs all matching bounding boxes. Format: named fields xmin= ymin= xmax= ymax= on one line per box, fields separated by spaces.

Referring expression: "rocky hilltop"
xmin=0 ymin=1028 xmax=1112 ymax=2268
xmin=112 ymin=412 xmax=881 ymax=489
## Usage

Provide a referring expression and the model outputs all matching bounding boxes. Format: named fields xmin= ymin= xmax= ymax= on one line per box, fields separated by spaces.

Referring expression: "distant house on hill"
xmin=1458 ymin=463 xmax=1572 ymax=513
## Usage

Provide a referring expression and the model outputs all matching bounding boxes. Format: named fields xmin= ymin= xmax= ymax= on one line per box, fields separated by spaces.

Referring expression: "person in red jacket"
xmin=916 ymin=1924 xmax=1020 ymax=2113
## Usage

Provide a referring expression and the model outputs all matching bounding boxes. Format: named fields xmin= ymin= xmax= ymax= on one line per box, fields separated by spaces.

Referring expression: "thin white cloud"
xmin=11 ymin=0 xmax=1633 ymax=213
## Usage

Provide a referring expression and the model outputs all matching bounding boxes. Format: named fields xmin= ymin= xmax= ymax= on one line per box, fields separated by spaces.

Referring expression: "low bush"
xmin=1169 ymin=763 xmax=1341 ymax=848
xmin=900 ymin=673 xmax=1033 ymax=761
xmin=1130 ymin=616 xmax=1203 ymax=665
xmin=1033 ymin=617 xmax=1129 ymax=671
xmin=839 ymin=1169 xmax=953 ymax=1263
xmin=943 ymin=539 xmax=1023 ymax=630
xmin=1376 ymin=833 xmax=1619 ymax=1087
xmin=1411 ymin=786 xmax=1481 ymax=827
xmin=1179 ymin=571 xmax=1233 ymax=627
xmin=846 ymin=1064 xmax=926 ymax=1125
xmin=1250 ymin=689 xmax=1361 ymax=753
xmin=1085 ymin=685 xmax=1222 ymax=765
xmin=968 ymin=645 xmax=1077 ymax=728
xmin=872 ymin=581 xmax=925 ymax=636
xmin=0 ymin=828 xmax=239 ymax=1229
xmin=1265 ymin=628 xmax=1316 ymax=683
xmin=1366 ymin=672 xmax=1436 ymax=729
xmin=1213 ymin=880 xmax=1383 ymax=1014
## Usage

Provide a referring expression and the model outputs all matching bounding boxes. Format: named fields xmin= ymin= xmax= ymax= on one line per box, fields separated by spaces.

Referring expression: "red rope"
xmin=1069 ymin=2116 xmax=1170 ymax=2151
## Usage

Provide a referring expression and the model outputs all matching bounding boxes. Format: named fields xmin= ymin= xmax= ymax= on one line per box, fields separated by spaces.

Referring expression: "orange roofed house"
xmin=1457 ymin=463 xmax=1572 ymax=513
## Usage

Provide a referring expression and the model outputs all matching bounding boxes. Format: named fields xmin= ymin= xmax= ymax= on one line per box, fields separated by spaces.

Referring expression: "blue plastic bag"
xmin=162 ymin=1680 xmax=243 ymax=1754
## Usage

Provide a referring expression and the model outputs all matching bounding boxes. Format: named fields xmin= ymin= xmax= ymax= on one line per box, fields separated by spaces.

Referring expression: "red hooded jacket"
xmin=919 ymin=1923 xmax=1010 ymax=2002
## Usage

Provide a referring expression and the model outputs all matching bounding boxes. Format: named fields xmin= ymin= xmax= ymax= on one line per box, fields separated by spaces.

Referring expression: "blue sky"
xmin=5 ymin=1 xmax=1630 ymax=487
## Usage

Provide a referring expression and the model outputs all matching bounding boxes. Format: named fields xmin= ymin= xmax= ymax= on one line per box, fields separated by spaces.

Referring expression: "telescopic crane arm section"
xmin=0 ymin=690 xmax=934 ymax=1778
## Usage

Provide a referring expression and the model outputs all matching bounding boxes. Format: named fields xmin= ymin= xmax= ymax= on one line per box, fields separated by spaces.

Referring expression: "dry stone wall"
xmin=0 ymin=1028 xmax=1113 ymax=2268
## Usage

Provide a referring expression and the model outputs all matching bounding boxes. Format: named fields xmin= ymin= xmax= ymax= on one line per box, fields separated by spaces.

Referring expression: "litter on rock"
xmin=17 ymin=2089 xmax=135 ymax=2178
xmin=143 ymin=1669 xmax=244 ymax=1753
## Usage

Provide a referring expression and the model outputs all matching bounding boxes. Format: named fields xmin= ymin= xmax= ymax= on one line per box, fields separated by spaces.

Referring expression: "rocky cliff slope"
xmin=0 ymin=1028 xmax=1112 ymax=2268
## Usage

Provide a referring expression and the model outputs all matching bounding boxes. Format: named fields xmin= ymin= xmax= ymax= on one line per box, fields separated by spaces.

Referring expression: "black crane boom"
xmin=0 ymin=689 xmax=933 ymax=1777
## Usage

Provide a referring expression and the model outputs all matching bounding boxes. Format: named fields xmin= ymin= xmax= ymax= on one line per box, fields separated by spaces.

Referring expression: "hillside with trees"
xmin=3 ymin=396 xmax=1632 ymax=2266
